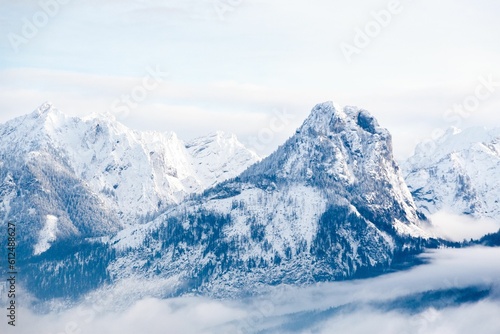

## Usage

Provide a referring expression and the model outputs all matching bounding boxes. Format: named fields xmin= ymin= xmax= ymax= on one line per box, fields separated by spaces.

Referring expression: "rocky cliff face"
xmin=107 ymin=102 xmax=430 ymax=297
xmin=1 ymin=101 xmax=436 ymax=303
xmin=0 ymin=102 xmax=259 ymax=257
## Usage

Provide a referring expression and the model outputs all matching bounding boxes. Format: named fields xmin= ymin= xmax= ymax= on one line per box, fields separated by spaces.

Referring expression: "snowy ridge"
xmin=187 ymin=131 xmax=261 ymax=189
xmin=2 ymin=100 xmax=439 ymax=302
xmin=242 ymin=102 xmax=426 ymax=235
xmin=105 ymin=101 xmax=432 ymax=298
xmin=403 ymin=126 xmax=500 ymax=219
xmin=0 ymin=102 xmax=259 ymax=254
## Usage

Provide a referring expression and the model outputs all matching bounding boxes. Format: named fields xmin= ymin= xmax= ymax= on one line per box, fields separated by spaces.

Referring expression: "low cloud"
xmin=428 ymin=210 xmax=500 ymax=242
xmin=313 ymin=301 xmax=500 ymax=334
xmin=1 ymin=247 xmax=500 ymax=334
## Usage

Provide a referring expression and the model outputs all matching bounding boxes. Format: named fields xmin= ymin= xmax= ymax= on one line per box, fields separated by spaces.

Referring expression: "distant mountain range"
xmin=0 ymin=102 xmax=259 ymax=256
xmin=403 ymin=127 xmax=500 ymax=219
xmin=0 ymin=101 xmax=497 ymax=303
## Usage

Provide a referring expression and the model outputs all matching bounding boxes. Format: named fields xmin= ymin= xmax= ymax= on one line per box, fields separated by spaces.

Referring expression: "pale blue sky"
xmin=1 ymin=0 xmax=500 ymax=157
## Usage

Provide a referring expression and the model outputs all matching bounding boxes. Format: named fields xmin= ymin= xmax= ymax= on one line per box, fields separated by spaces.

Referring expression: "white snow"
xmin=393 ymin=219 xmax=432 ymax=239
xmin=0 ymin=103 xmax=260 ymax=225
xmin=187 ymin=131 xmax=261 ymax=188
xmin=404 ymin=126 xmax=500 ymax=220
xmin=204 ymin=184 xmax=328 ymax=258
xmin=0 ymin=101 xmax=447 ymax=298
xmin=110 ymin=219 xmax=157 ymax=250
xmin=34 ymin=215 xmax=59 ymax=255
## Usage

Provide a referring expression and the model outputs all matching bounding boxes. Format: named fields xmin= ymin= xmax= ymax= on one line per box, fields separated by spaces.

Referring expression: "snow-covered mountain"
xmin=2 ymin=101 xmax=440 ymax=303
xmin=0 ymin=102 xmax=259 ymax=256
xmin=403 ymin=127 xmax=500 ymax=219
xmin=187 ymin=131 xmax=261 ymax=189
xmin=105 ymin=102 xmax=432 ymax=298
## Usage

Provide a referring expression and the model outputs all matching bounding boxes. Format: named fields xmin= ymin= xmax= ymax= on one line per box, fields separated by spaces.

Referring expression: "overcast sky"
xmin=1 ymin=0 xmax=500 ymax=157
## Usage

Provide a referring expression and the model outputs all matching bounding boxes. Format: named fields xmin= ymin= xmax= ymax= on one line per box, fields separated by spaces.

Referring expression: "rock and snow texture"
xmin=0 ymin=102 xmax=259 ymax=253
xmin=2 ymin=100 xmax=436 ymax=300
xmin=403 ymin=127 xmax=500 ymax=220
xmin=241 ymin=102 xmax=425 ymax=235
xmin=107 ymin=102 xmax=430 ymax=297
xmin=187 ymin=131 xmax=261 ymax=189
xmin=0 ymin=102 xmax=259 ymax=214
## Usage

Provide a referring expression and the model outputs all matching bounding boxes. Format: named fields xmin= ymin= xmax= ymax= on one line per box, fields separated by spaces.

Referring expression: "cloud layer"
xmin=2 ymin=247 xmax=500 ymax=334
xmin=429 ymin=211 xmax=500 ymax=242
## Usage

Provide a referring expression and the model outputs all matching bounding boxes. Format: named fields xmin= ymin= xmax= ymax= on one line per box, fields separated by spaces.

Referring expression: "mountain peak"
xmin=405 ymin=126 xmax=500 ymax=218
xmin=300 ymin=101 xmax=338 ymax=134
xmin=412 ymin=126 xmax=497 ymax=161
xmin=187 ymin=131 xmax=247 ymax=152
xmin=1 ymin=100 xmax=436 ymax=302
xmin=299 ymin=102 xmax=386 ymax=138
xmin=31 ymin=102 xmax=119 ymax=126
xmin=241 ymin=101 xmax=422 ymax=234
xmin=31 ymin=101 xmax=66 ymax=119
xmin=186 ymin=131 xmax=261 ymax=187
xmin=0 ymin=103 xmax=260 ymax=234
xmin=34 ymin=101 xmax=54 ymax=114
xmin=83 ymin=110 xmax=117 ymax=123
xmin=203 ymin=131 xmax=239 ymax=143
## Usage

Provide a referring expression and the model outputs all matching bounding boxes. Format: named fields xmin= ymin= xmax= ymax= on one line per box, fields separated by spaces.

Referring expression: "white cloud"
xmin=1 ymin=1 xmax=500 ymax=157
xmin=428 ymin=211 xmax=500 ymax=242
xmin=314 ymin=301 xmax=500 ymax=334
xmin=2 ymin=247 xmax=500 ymax=334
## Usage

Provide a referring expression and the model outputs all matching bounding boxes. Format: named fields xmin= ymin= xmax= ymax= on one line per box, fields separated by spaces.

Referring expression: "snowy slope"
xmin=107 ymin=102 xmax=432 ymax=298
xmin=241 ymin=103 xmax=424 ymax=232
xmin=403 ymin=127 xmax=500 ymax=219
xmin=5 ymin=101 xmax=438 ymax=302
xmin=187 ymin=131 xmax=261 ymax=189
xmin=33 ymin=215 xmax=59 ymax=255
xmin=0 ymin=102 xmax=259 ymax=255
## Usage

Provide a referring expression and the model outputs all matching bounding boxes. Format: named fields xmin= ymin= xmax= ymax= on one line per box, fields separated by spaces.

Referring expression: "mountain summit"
xmin=404 ymin=126 xmax=500 ymax=218
xmin=107 ymin=102 xmax=430 ymax=298
xmin=241 ymin=102 xmax=421 ymax=233
xmin=0 ymin=103 xmax=259 ymax=257
xmin=1 ymin=101 xmax=436 ymax=302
